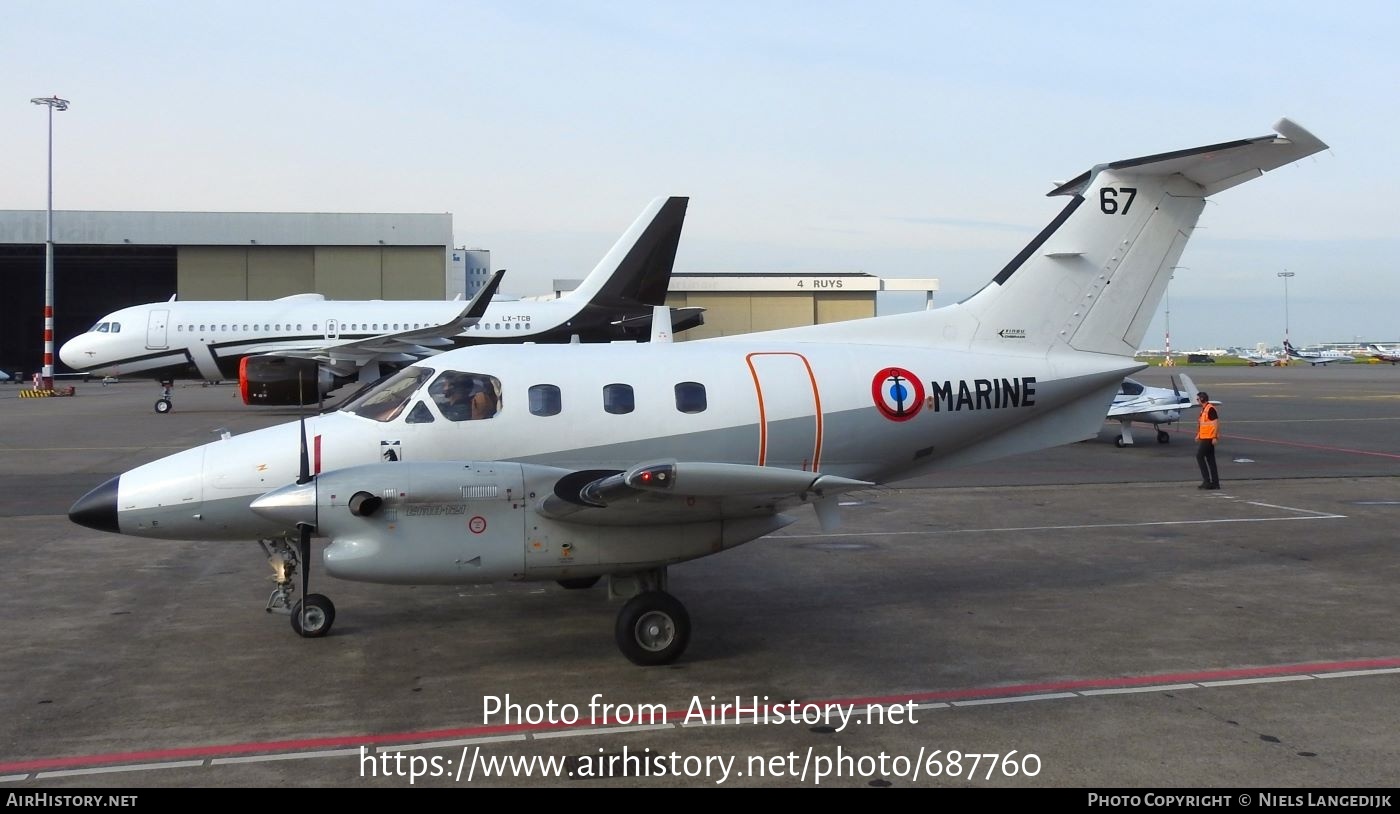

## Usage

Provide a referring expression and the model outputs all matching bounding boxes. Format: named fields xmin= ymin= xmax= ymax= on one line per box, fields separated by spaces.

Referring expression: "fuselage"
xmin=58 ymin=295 xmax=602 ymax=381
xmin=84 ymin=338 xmax=1138 ymax=542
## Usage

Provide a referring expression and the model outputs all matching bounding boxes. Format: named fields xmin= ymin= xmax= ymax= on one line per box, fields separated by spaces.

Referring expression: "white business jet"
xmin=1283 ymin=339 xmax=1354 ymax=366
xmin=1106 ymin=374 xmax=1199 ymax=447
xmin=59 ymin=197 xmax=699 ymax=412
xmin=1237 ymin=349 xmax=1283 ymax=366
xmin=69 ymin=120 xmax=1327 ymax=665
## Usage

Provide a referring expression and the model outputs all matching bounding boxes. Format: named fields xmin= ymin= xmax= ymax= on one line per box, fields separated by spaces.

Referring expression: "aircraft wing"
xmin=538 ymin=460 xmax=872 ymax=531
xmin=262 ymin=270 xmax=505 ymax=372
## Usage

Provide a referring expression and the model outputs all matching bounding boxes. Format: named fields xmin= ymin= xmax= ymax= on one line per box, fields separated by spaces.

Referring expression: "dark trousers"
xmin=1196 ymin=440 xmax=1219 ymax=486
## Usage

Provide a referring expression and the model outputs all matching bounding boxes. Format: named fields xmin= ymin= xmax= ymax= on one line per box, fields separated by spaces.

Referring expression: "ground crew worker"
xmin=1195 ymin=391 xmax=1220 ymax=490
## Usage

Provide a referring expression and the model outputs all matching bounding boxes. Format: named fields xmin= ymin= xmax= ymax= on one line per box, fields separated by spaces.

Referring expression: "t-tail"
xmin=776 ymin=120 xmax=1327 ymax=356
xmin=956 ymin=119 xmax=1326 ymax=357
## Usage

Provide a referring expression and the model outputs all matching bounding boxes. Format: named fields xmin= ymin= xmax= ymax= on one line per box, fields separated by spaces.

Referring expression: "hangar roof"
xmin=0 ymin=210 xmax=452 ymax=247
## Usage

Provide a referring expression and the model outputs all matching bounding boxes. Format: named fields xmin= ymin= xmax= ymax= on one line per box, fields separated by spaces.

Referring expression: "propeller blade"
xmin=298 ymin=523 xmax=311 ymax=638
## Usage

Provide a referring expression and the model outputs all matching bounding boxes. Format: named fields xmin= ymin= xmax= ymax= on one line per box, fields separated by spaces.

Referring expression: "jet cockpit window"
xmin=429 ymin=372 xmax=501 ymax=421
xmin=93 ymin=322 xmax=110 ymax=333
xmin=343 ymin=365 xmax=436 ymax=422
xmin=110 ymin=322 xmax=121 ymax=333
xmin=1119 ymin=380 xmax=1145 ymax=396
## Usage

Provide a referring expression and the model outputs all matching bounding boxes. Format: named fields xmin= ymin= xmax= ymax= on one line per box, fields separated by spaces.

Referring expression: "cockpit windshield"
xmin=87 ymin=321 xmax=121 ymax=334
xmin=342 ymin=365 xmax=435 ymax=422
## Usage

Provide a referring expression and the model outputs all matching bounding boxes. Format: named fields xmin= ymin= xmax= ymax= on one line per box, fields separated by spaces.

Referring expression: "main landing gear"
xmin=261 ymin=537 xmax=337 ymax=638
xmin=154 ymin=380 xmax=174 ymax=414
xmin=609 ymin=568 xmax=690 ymax=666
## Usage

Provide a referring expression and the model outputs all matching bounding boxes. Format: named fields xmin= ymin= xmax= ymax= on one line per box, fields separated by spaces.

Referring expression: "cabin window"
xmin=675 ymin=382 xmax=707 ymax=414
xmin=428 ymin=372 xmax=502 ymax=421
xmin=177 ymin=325 xmax=183 ymax=332
xmin=529 ymin=384 xmax=562 ymax=416
xmin=221 ymin=324 xmax=228 ymax=332
xmin=603 ymin=383 xmax=634 ymax=415
xmin=199 ymin=324 xmax=207 ymax=332
xmin=296 ymin=323 xmax=302 ymax=331
xmin=242 ymin=324 xmax=249 ymax=332
xmin=312 ymin=323 xmax=318 ymax=331
xmin=405 ymin=401 xmax=435 ymax=424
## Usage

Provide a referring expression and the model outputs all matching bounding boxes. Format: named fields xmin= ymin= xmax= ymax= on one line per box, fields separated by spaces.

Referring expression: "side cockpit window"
xmin=429 ymin=372 xmax=501 ymax=421
xmin=110 ymin=322 xmax=120 ymax=333
xmin=342 ymin=365 xmax=435 ymax=422
xmin=405 ymin=401 xmax=435 ymax=424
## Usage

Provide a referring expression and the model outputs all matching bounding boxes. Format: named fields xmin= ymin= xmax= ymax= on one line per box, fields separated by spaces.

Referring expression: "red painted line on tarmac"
xmin=4 ymin=656 xmax=1399 ymax=774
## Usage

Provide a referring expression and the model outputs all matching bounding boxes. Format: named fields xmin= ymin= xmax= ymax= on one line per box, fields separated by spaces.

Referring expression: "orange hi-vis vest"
xmin=1197 ymin=405 xmax=1219 ymax=441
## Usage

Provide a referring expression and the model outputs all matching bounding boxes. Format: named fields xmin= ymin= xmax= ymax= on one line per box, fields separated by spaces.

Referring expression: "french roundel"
xmin=871 ymin=367 xmax=924 ymax=422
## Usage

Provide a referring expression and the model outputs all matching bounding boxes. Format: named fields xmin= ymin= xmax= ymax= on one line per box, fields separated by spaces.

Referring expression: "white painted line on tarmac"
xmin=1079 ymin=683 xmax=1201 ymax=696
xmin=384 ymin=734 xmax=527 ymax=752
xmin=950 ymin=692 xmax=1078 ymax=707
xmin=37 ymin=759 xmax=206 ymax=778
xmin=533 ymin=723 xmax=675 ymax=740
xmin=1312 ymin=667 xmax=1400 ymax=679
xmin=210 ymin=748 xmax=362 ymax=764
xmin=1 ymin=774 xmax=30 ymax=783
xmin=1243 ymin=501 xmax=1347 ymax=518
xmin=1198 ymin=675 xmax=1316 ymax=688
xmin=912 ymin=702 xmax=951 ymax=711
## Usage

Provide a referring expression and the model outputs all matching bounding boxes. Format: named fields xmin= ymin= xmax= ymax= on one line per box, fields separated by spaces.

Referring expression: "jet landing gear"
xmin=260 ymin=538 xmax=337 ymax=638
xmin=155 ymin=380 xmax=174 ymax=414
xmin=610 ymin=569 xmax=690 ymax=666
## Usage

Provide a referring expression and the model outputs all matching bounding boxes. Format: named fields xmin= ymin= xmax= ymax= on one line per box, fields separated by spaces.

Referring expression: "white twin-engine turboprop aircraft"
xmin=69 ymin=120 xmax=1327 ymax=665
xmin=58 ymin=196 xmax=698 ymax=413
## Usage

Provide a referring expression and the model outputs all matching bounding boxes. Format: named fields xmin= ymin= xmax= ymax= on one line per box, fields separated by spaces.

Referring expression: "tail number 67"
xmin=1100 ymin=187 xmax=1138 ymax=215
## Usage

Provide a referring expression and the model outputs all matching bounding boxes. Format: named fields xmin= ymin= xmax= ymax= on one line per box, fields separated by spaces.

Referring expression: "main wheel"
xmin=154 ymin=398 xmax=173 ymax=414
xmin=557 ymin=576 xmax=601 ymax=590
xmin=1114 ymin=436 xmax=1126 ymax=448
xmin=615 ymin=591 xmax=690 ymax=666
xmin=291 ymin=593 xmax=336 ymax=637
xmin=1157 ymin=430 xmax=1170 ymax=444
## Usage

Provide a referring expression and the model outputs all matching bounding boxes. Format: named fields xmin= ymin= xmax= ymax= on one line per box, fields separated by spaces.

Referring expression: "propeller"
xmin=296 ymin=375 xmax=316 ymax=637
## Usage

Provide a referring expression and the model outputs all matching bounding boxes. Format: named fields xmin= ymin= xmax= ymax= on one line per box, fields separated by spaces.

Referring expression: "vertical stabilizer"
xmin=955 ymin=120 xmax=1327 ymax=357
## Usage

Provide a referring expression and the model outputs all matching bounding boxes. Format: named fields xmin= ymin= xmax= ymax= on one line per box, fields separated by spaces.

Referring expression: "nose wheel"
xmin=260 ymin=538 xmax=337 ymax=638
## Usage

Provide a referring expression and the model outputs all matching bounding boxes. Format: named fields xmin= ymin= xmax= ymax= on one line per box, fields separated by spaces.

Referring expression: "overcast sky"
xmin=3 ymin=1 xmax=1395 ymax=348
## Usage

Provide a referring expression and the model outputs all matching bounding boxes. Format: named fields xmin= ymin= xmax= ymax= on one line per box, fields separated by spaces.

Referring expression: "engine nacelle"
xmin=239 ymin=356 xmax=337 ymax=405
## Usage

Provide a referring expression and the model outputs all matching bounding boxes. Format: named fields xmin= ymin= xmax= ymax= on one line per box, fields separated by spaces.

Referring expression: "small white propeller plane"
xmin=69 ymin=119 xmax=1327 ymax=665
xmin=1105 ymin=374 xmax=1200 ymax=447
xmin=1237 ymin=349 xmax=1283 ymax=366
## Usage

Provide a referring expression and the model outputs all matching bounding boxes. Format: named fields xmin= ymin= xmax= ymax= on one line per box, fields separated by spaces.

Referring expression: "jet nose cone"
xmin=58 ymin=336 xmax=88 ymax=370
xmin=70 ymin=476 xmax=121 ymax=534
xmin=250 ymin=481 xmax=317 ymax=529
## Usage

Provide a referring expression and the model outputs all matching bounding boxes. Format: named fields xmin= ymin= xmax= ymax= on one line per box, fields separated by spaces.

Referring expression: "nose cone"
xmin=58 ymin=335 xmax=91 ymax=370
xmin=250 ymin=481 xmax=317 ymax=528
xmin=70 ymin=476 xmax=121 ymax=533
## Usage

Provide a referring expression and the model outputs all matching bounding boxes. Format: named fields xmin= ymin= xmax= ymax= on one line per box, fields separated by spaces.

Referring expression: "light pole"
xmin=30 ymin=95 xmax=70 ymax=391
xmin=1278 ymin=270 xmax=1295 ymax=349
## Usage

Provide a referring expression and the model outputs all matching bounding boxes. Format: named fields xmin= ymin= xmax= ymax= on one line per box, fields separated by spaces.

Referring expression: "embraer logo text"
xmin=928 ymin=377 xmax=1036 ymax=412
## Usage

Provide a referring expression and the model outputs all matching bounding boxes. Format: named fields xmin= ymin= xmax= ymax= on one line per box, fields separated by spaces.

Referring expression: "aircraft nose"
xmin=70 ymin=476 xmax=121 ymax=534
